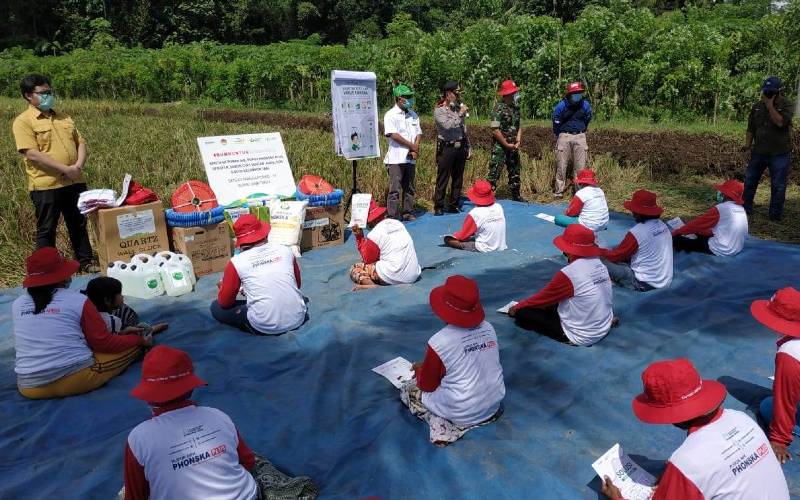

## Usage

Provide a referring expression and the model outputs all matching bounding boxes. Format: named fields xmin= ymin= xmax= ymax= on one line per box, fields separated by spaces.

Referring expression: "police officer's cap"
xmin=441 ymin=81 xmax=460 ymax=92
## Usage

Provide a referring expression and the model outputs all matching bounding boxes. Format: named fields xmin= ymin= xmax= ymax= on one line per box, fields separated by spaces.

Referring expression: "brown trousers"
xmin=555 ymin=132 xmax=588 ymax=194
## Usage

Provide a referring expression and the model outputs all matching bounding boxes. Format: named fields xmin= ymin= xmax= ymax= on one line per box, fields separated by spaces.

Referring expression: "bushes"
xmin=0 ymin=2 xmax=797 ymax=121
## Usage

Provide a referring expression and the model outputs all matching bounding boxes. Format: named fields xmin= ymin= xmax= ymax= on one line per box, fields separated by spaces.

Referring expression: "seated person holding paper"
xmin=508 ymin=224 xmax=613 ymax=346
xmin=752 ymin=288 xmax=800 ymax=465
xmin=554 ymin=169 xmax=609 ymax=231
xmin=601 ymin=358 xmax=789 ymax=500
xmin=444 ymin=179 xmax=507 ymax=252
xmin=602 ymin=189 xmax=673 ymax=291
xmin=672 ymin=180 xmax=748 ymax=256
xmin=350 ymin=200 xmax=421 ymax=290
xmin=403 ymin=275 xmax=505 ymax=446
xmin=211 ymin=214 xmax=307 ymax=335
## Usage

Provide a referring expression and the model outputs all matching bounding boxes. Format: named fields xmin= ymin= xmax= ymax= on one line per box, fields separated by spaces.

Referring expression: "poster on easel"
xmin=196 ymin=133 xmax=296 ymax=206
xmin=331 ymin=70 xmax=380 ymax=160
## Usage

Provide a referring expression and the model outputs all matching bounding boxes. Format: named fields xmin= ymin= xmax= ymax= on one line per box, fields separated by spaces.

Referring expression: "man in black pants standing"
xmin=433 ymin=81 xmax=471 ymax=216
xmin=12 ymin=74 xmax=97 ymax=273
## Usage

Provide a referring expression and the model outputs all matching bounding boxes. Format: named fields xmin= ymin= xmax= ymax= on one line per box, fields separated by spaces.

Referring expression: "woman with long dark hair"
xmin=11 ymin=247 xmax=150 ymax=399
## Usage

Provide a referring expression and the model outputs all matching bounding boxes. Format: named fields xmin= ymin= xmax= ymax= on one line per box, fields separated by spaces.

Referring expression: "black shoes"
xmin=434 ymin=209 xmax=444 ymax=216
xmin=445 ymin=206 xmax=461 ymax=214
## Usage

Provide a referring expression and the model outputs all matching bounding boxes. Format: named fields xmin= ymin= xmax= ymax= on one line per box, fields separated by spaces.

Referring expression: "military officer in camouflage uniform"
xmin=488 ymin=79 xmax=525 ymax=202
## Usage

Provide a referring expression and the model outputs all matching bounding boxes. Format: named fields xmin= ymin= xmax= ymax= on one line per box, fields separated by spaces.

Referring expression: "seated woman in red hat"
xmin=602 ymin=358 xmax=788 ymax=500
xmin=350 ymin=200 xmax=421 ymax=290
xmin=554 ymin=169 xmax=609 ymax=231
xmin=672 ymin=180 xmax=748 ymax=256
xmin=752 ymin=288 xmax=800 ymax=465
xmin=508 ymin=224 xmax=614 ymax=346
xmin=602 ymin=189 xmax=673 ymax=291
xmin=403 ymin=275 xmax=505 ymax=446
xmin=211 ymin=214 xmax=307 ymax=335
xmin=444 ymin=179 xmax=507 ymax=252
xmin=11 ymin=247 xmax=150 ymax=399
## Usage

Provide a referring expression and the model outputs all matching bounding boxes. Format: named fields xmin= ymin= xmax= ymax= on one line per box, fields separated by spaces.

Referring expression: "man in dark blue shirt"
xmin=552 ymin=82 xmax=593 ymax=198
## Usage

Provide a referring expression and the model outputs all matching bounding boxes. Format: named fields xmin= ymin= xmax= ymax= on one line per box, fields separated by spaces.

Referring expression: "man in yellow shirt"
xmin=12 ymin=74 xmax=97 ymax=273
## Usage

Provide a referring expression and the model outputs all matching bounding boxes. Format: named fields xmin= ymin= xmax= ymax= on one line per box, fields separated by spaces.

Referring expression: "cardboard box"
xmin=170 ymin=222 xmax=233 ymax=277
xmin=301 ymin=204 xmax=344 ymax=251
xmin=90 ymin=201 xmax=170 ymax=273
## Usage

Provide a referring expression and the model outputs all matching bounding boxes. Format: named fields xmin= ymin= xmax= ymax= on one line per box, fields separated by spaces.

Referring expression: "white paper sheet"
xmin=372 ymin=357 xmax=414 ymax=389
xmin=497 ymin=301 xmax=518 ymax=314
xmin=592 ymin=444 xmax=656 ymax=500
xmin=535 ymin=213 xmax=556 ymax=223
xmin=349 ymin=193 xmax=372 ymax=228
xmin=666 ymin=217 xmax=696 ymax=239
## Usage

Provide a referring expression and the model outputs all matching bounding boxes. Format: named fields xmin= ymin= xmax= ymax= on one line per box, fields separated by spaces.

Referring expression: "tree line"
xmin=1 ymin=0 xmax=797 ymax=121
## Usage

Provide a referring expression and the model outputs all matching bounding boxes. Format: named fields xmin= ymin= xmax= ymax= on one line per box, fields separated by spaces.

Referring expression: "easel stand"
xmin=344 ymin=159 xmax=359 ymax=215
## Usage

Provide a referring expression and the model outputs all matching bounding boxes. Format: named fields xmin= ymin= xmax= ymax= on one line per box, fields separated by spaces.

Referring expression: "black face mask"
xmin=764 ymin=91 xmax=778 ymax=98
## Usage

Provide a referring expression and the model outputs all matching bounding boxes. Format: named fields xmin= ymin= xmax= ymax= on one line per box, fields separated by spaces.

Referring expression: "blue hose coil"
xmin=165 ymin=206 xmax=226 ymax=227
xmin=295 ymin=188 xmax=344 ymax=207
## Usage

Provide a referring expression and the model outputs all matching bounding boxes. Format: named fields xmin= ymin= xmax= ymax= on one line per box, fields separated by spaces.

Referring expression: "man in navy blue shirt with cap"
xmin=552 ymin=81 xmax=593 ymax=198
xmin=743 ymin=76 xmax=793 ymax=221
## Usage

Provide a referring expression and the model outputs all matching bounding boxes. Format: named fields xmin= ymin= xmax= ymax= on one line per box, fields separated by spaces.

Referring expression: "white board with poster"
xmin=331 ymin=70 xmax=380 ymax=160
xmin=196 ymin=133 xmax=296 ymax=205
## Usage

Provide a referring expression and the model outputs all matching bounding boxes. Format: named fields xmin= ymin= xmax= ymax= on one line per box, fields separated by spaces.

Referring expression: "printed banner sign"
xmin=331 ymin=70 xmax=380 ymax=160
xmin=197 ymin=133 xmax=296 ymax=205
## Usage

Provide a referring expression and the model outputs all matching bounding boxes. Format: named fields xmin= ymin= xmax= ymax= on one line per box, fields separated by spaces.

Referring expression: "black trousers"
xmin=30 ymin=183 xmax=93 ymax=264
xmin=672 ymin=235 xmax=713 ymax=254
xmin=514 ymin=305 xmax=572 ymax=344
xmin=434 ymin=144 xmax=467 ymax=210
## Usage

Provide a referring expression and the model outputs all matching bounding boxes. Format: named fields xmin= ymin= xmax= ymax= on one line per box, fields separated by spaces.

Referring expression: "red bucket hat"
xmin=367 ymin=199 xmax=387 ymax=224
xmin=429 ymin=275 xmax=485 ymax=329
xmin=498 ymin=80 xmax=520 ymax=96
xmin=623 ymin=189 xmax=664 ymax=216
xmin=553 ymin=224 xmax=603 ymax=257
xmin=233 ymin=214 xmax=270 ymax=248
xmin=751 ymin=288 xmax=800 ymax=337
xmin=23 ymin=247 xmax=80 ymax=288
xmin=467 ymin=180 xmax=496 ymax=206
xmin=632 ymin=358 xmax=726 ymax=424
xmin=566 ymin=82 xmax=585 ymax=95
xmin=131 ymin=345 xmax=208 ymax=404
xmin=575 ymin=169 xmax=598 ymax=186
xmin=714 ymin=180 xmax=744 ymax=206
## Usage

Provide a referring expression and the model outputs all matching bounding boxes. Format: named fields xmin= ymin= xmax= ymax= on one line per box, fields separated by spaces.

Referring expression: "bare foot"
xmin=352 ymin=284 xmax=379 ymax=291
xmin=151 ymin=323 xmax=169 ymax=335
xmin=611 ymin=317 xmax=620 ymax=328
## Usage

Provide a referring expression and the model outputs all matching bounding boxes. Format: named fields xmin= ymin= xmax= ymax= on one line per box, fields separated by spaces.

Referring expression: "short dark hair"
xmin=83 ymin=276 xmax=123 ymax=313
xmin=20 ymin=74 xmax=51 ymax=97
xmin=351 ymin=132 xmax=358 ymax=139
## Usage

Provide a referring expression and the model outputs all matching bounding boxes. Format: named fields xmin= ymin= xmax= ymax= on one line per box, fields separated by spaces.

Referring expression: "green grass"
xmin=0 ymin=97 xmax=795 ymax=288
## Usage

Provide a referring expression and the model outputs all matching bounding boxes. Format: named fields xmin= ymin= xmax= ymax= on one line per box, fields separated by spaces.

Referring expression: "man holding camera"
xmin=743 ymin=76 xmax=793 ymax=222
xmin=488 ymin=80 xmax=525 ymax=202
xmin=433 ymin=81 xmax=471 ymax=215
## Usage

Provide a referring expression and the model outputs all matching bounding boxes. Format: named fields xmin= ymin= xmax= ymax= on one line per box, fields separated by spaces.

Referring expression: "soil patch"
xmin=200 ymin=109 xmax=799 ymax=183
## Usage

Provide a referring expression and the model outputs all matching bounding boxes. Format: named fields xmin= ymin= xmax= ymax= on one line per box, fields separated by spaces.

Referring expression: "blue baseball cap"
xmin=762 ymin=76 xmax=782 ymax=92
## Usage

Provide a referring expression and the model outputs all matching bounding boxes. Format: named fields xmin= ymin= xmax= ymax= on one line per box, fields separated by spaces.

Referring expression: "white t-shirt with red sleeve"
xmin=366 ymin=218 xmax=421 ymax=284
xmin=652 ymin=409 xmax=788 ymax=500
xmin=230 ymin=242 xmax=307 ymax=334
xmin=421 ymin=321 xmax=505 ymax=426
xmin=126 ymin=404 xmax=258 ymax=500
xmin=629 ymin=219 xmax=673 ymax=288
xmin=769 ymin=337 xmax=800 ymax=447
xmin=574 ymin=186 xmax=609 ymax=231
xmin=453 ymin=203 xmax=507 ymax=252
xmin=557 ymin=257 xmax=613 ymax=346
xmin=672 ymin=201 xmax=748 ymax=257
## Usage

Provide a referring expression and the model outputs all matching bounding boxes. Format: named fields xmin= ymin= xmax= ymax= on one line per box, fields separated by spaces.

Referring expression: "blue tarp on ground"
xmin=1 ymin=201 xmax=798 ymax=499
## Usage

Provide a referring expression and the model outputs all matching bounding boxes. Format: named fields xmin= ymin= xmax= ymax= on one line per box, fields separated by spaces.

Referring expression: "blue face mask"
xmin=403 ymin=98 xmax=414 ymax=110
xmin=716 ymin=191 xmax=724 ymax=203
xmin=37 ymin=93 xmax=54 ymax=111
xmin=569 ymin=93 xmax=583 ymax=104
xmin=512 ymin=93 xmax=521 ymax=104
